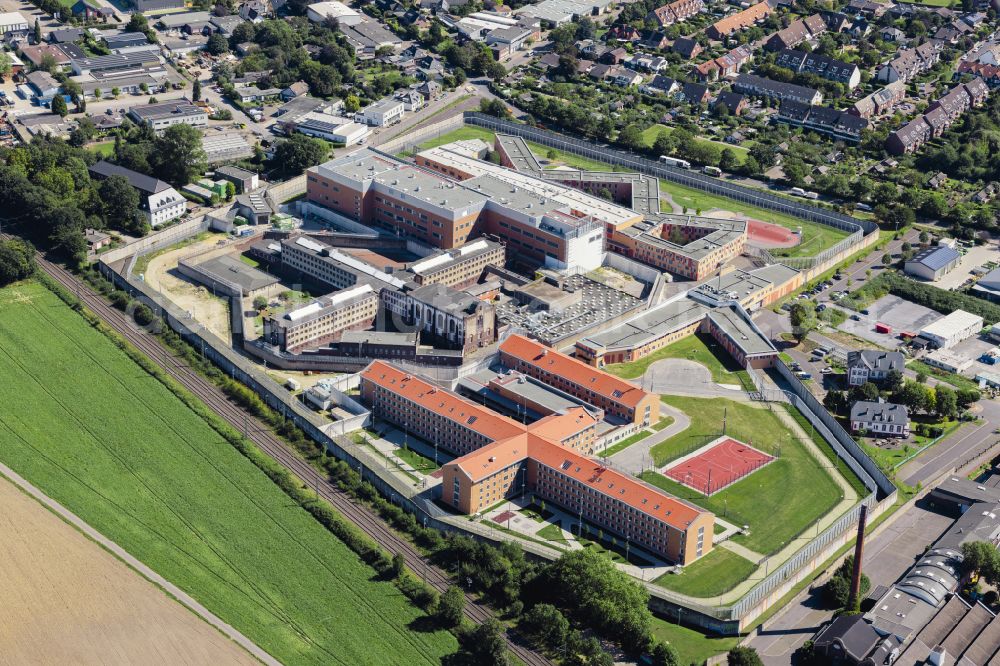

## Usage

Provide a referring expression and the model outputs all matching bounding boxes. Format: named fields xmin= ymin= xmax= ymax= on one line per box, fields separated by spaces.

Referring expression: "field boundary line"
xmin=0 ymin=461 xmax=281 ymax=666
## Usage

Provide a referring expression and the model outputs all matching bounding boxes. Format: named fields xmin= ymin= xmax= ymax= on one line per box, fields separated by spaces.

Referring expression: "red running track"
xmin=747 ymin=220 xmax=799 ymax=249
xmin=664 ymin=438 xmax=774 ymax=495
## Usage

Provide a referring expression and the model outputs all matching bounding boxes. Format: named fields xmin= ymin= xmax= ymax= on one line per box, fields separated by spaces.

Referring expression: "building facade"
xmin=262 ymin=285 xmax=379 ymax=352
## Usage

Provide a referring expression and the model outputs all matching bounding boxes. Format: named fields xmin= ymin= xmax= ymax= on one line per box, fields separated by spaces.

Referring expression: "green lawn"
xmin=652 ymin=415 xmax=676 ymax=432
xmin=239 ymin=254 xmax=261 ymax=268
xmin=394 ymin=445 xmax=443 ymax=472
xmin=640 ymin=124 xmax=749 ymax=165
xmin=568 ymin=524 xmax=654 ymax=566
xmin=653 ymin=547 xmax=757 ymax=598
xmin=906 ymin=360 xmax=981 ymax=391
xmin=597 ymin=429 xmax=651 ymax=458
xmin=86 ymin=141 xmax=116 ymax=157
xmin=656 ymin=180 xmax=849 ymax=259
xmin=0 ymin=281 xmax=456 ymax=666
xmin=649 ymin=617 xmax=739 ymax=665
xmin=644 ymin=396 xmax=848 ymax=555
xmin=605 ymin=332 xmax=751 ymax=388
xmin=415 ymin=125 xmax=497 ymax=151
xmin=537 ymin=521 xmax=568 ymax=543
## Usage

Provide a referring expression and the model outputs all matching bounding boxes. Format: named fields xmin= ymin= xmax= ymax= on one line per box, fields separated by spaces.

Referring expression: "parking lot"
xmin=834 ymin=295 xmax=943 ymax=349
xmin=933 ymin=242 xmax=1000 ymax=291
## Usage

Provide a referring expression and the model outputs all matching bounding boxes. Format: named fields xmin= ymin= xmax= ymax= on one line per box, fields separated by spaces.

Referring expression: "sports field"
xmin=663 ymin=437 xmax=774 ymax=495
xmin=0 ymin=281 xmax=456 ymax=666
xmin=642 ymin=396 xmax=851 ymax=555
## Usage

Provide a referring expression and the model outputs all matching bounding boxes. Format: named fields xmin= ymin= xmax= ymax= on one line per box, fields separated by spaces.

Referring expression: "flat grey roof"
xmin=707 ymin=305 xmax=775 ymax=356
xmin=580 ymin=297 xmax=708 ymax=351
xmin=193 ymin=254 xmax=280 ymax=292
xmin=340 ymin=330 xmax=416 ymax=345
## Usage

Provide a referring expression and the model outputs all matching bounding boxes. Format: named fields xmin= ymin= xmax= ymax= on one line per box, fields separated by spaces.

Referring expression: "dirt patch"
xmin=0 ymin=475 xmax=257 ymax=665
xmin=143 ymin=233 xmax=234 ymax=344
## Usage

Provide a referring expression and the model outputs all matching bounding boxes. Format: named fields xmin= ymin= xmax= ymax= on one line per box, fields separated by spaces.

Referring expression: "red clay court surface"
xmin=747 ymin=220 xmax=800 ymax=249
xmin=493 ymin=511 xmax=516 ymax=524
xmin=662 ymin=437 xmax=775 ymax=496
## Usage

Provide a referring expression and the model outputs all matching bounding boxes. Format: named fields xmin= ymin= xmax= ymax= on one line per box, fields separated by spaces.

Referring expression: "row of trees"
xmin=825 ymin=375 xmax=978 ymax=421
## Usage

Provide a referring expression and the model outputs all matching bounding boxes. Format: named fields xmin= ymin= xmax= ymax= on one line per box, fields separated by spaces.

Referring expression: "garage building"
xmin=919 ymin=309 xmax=984 ymax=349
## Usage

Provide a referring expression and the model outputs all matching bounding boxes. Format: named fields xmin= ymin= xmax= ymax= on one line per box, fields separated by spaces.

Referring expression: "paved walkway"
xmin=719 ymin=540 xmax=765 ymax=562
xmin=606 ymin=402 xmax=690 ymax=474
xmin=0 ymin=461 xmax=279 ymax=666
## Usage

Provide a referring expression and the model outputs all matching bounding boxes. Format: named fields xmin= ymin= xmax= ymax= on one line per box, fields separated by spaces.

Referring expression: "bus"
xmin=703 ymin=166 xmax=722 ymax=177
xmin=659 ymin=156 xmax=691 ymax=169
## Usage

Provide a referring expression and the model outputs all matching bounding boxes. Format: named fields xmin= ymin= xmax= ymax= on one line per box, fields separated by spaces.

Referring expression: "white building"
xmin=919 ymin=310 xmax=984 ymax=349
xmin=0 ymin=12 xmax=29 ymax=36
xmin=924 ymin=348 xmax=973 ymax=374
xmin=306 ymin=1 xmax=363 ymax=24
xmin=88 ymin=160 xmax=185 ymax=227
xmin=904 ymin=245 xmax=962 ymax=281
xmin=128 ymin=100 xmax=208 ymax=131
xmin=294 ymin=113 xmax=371 ymax=145
xmin=357 ymin=98 xmax=405 ymax=126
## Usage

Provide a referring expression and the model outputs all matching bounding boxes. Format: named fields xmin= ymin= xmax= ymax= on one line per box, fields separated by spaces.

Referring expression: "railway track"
xmin=37 ymin=254 xmax=552 ymax=666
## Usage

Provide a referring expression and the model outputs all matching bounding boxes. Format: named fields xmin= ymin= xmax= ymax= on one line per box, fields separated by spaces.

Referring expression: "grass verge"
xmin=653 ymin=547 xmax=758 ymax=598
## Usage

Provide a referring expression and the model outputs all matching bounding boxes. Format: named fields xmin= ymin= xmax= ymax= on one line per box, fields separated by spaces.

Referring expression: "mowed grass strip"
xmin=653 ymin=547 xmax=757 ymax=598
xmin=643 ymin=396 xmax=846 ymax=555
xmin=0 ymin=281 xmax=456 ymax=666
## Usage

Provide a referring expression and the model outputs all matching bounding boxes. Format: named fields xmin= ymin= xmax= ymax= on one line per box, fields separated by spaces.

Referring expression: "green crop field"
xmin=0 ymin=281 xmax=456 ymax=666
xmin=653 ymin=547 xmax=757 ymax=598
xmin=642 ymin=396 xmax=849 ymax=555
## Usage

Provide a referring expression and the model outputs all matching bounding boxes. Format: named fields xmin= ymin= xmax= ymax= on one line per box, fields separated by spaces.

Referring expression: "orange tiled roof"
xmin=529 ymin=407 xmax=599 ymax=443
xmin=499 ymin=334 xmax=650 ymax=409
xmin=710 ymin=1 xmax=771 ymax=36
xmin=451 ymin=433 xmax=532 ymax=482
xmin=528 ymin=437 xmax=704 ymax=530
xmin=361 ymin=361 xmax=527 ymax=442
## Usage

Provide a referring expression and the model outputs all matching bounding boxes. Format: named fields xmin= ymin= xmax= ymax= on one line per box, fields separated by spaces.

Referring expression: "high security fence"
xmin=463 ymin=113 xmax=877 ymax=273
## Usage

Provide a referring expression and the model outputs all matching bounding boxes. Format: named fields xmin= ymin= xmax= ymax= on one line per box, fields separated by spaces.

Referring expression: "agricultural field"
xmin=642 ymin=396 xmax=854 ymax=555
xmin=0 ymin=281 xmax=456 ymax=666
xmin=0 ymin=473 xmax=258 ymax=665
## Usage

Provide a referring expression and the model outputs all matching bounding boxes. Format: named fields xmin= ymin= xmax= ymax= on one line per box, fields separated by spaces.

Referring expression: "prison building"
xmin=261 ymin=284 xmax=378 ymax=352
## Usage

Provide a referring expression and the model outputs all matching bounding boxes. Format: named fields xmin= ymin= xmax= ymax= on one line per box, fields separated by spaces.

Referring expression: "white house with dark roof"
xmin=847 ymin=350 xmax=904 ymax=386
xmin=850 ymin=401 xmax=909 ymax=437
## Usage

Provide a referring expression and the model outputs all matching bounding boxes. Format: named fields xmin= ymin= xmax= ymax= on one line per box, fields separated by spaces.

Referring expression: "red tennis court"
xmin=662 ymin=437 xmax=774 ymax=496
xmin=747 ymin=220 xmax=800 ymax=249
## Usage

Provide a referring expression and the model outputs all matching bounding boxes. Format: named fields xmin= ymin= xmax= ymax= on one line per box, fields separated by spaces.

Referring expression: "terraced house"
xmin=773 ymin=49 xmax=861 ymax=89
xmin=647 ymin=0 xmax=703 ymax=27
xmin=876 ymin=42 xmax=939 ymax=83
xmin=887 ymin=78 xmax=990 ymax=154
xmin=706 ymin=1 xmax=771 ymax=39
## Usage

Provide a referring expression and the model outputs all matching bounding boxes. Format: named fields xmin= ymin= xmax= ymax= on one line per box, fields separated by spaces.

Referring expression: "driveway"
xmin=636 ymin=358 xmax=748 ymax=398
xmin=606 ymin=401 xmax=689 ymax=475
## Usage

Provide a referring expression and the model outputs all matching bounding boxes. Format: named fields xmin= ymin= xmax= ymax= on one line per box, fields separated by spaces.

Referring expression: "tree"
xmin=823 ymin=389 xmax=848 ymax=415
xmin=50 ymin=95 xmax=68 ymax=118
xmin=884 ymin=369 xmax=904 ymax=394
xmin=850 ymin=382 xmax=880 ymax=402
xmin=0 ymin=52 xmax=12 ymax=81
xmin=206 ymin=32 xmax=229 ymax=55
xmin=961 ymin=541 xmax=1000 ymax=585
xmin=436 ymin=585 xmax=465 ymax=628
xmin=617 ymin=124 xmax=645 ymax=152
xmin=719 ymin=148 xmax=740 ymax=173
xmin=916 ymin=371 xmax=928 ymax=384
xmin=823 ymin=556 xmax=870 ymax=610
xmin=193 ymin=78 xmax=202 ymax=101
xmin=33 ymin=18 xmax=41 ymax=44
xmin=224 ymin=181 xmax=235 ymax=200
xmin=919 ymin=230 xmax=929 ymax=244
xmin=344 ymin=94 xmax=361 ymax=113
xmin=521 ymin=603 xmax=568 ymax=650
xmin=100 ymin=175 xmax=145 ymax=235
xmin=462 ymin=619 xmax=510 ymax=666
xmin=651 ymin=641 xmax=680 ymax=666
xmin=270 ymin=134 xmax=328 ymax=178
xmin=253 ymin=295 xmax=268 ymax=311
xmin=882 ymin=253 xmax=891 ymax=265
xmin=789 ymin=301 xmax=818 ymax=342
xmin=152 ymin=124 xmax=207 ymax=186
xmin=935 ymin=385 xmax=958 ymax=419
xmin=727 ymin=646 xmax=765 ymax=666
xmin=0 ymin=238 xmax=35 ymax=286
xmin=749 ymin=143 xmax=776 ymax=170
xmin=391 ymin=552 xmax=406 ymax=579
xmin=652 ymin=130 xmax=675 ymax=158
xmin=133 ymin=303 xmax=155 ymax=326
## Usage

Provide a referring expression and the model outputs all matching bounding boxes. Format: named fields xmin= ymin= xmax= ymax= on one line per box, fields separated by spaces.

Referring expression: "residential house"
xmin=733 ymin=73 xmax=822 ymax=105
xmin=602 ymin=47 xmax=629 ymax=64
xmin=765 ymin=14 xmax=826 ymax=51
xmin=358 ymin=97 xmax=405 ymax=126
xmin=281 ymin=81 xmax=309 ymax=101
xmin=713 ymin=90 xmax=747 ymax=115
xmin=773 ymin=49 xmax=861 ymax=89
xmin=239 ymin=0 xmax=269 ymax=22
xmin=672 ymin=37 xmax=702 ymax=59
xmin=679 ymin=81 xmax=710 ymax=105
xmin=880 ymin=26 xmax=905 ymax=41
xmin=821 ymin=11 xmax=851 ymax=32
xmin=850 ymin=401 xmax=909 ymax=437
xmin=776 ymin=100 xmax=868 ymax=142
xmin=394 ymin=89 xmax=424 ymax=111
xmin=706 ymin=1 xmax=772 ymax=39
xmin=88 ymin=160 xmax=186 ymax=227
xmin=642 ymin=74 xmax=679 ymax=95
xmin=25 ymin=70 xmax=61 ymax=105
xmin=957 ymin=61 xmax=1000 ymax=88
xmin=49 ymin=27 xmax=84 ymax=43
xmin=887 ymin=78 xmax=990 ymax=154
xmin=18 ymin=43 xmax=71 ymax=70
xmin=846 ymin=350 xmax=904 ymax=386
xmin=876 ymin=42 xmax=939 ymax=83
xmin=613 ymin=68 xmax=643 ymax=87
xmin=417 ymin=80 xmax=442 ymax=100
xmin=849 ymin=80 xmax=906 ymax=119
xmin=648 ymin=0 xmax=703 ymax=27
xmin=927 ymin=172 xmax=948 ymax=189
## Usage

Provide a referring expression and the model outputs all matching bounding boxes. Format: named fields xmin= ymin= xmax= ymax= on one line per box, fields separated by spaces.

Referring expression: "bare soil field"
xmin=0 ymin=475 xmax=258 ymax=666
